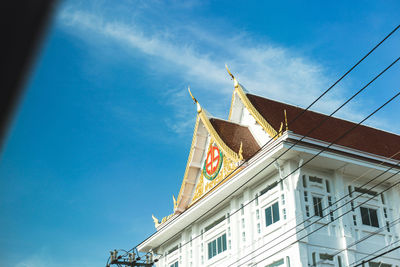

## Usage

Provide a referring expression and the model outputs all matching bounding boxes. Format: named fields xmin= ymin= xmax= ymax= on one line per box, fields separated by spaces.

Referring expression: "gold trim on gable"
xmin=234 ymin=85 xmax=278 ymax=138
xmin=225 ymin=66 xmax=278 ymax=139
xmin=198 ymin=110 xmax=241 ymax=162
xmin=176 ymin=116 xmax=200 ymax=207
xmin=228 ymin=90 xmax=236 ymax=121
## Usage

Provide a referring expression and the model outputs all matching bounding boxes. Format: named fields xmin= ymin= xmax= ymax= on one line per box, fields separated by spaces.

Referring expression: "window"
xmin=312 ymin=252 xmax=316 ymax=266
xmin=369 ymin=262 xmax=392 ymax=267
xmin=305 ymin=205 xmax=310 ymax=217
xmin=313 ymin=197 xmax=323 ymax=217
xmin=325 ymin=180 xmax=330 ymax=193
xmin=319 ymin=253 xmax=334 ymax=261
xmin=286 ymin=256 xmax=290 ymax=267
xmin=256 ymin=209 xmax=260 ymax=220
xmin=360 ymin=207 xmax=379 ymax=227
xmin=241 ymin=204 xmax=244 ymax=215
xmin=348 ymin=185 xmax=353 ymax=197
xmin=205 ymin=216 xmax=225 ymax=232
xmin=170 ymin=261 xmax=178 ymax=267
xmin=302 ymin=175 xmax=307 ymax=188
xmin=309 ymin=176 xmax=322 ymax=184
xmin=355 ymin=186 xmax=377 ymax=196
xmin=381 ymin=193 xmax=386 ymax=204
xmin=168 ymin=245 xmax=179 ymax=254
xmin=266 ymin=258 xmax=284 ymax=267
xmin=207 ymin=233 xmax=227 ymax=259
xmin=328 ymin=196 xmax=332 ymax=206
xmin=304 ymin=191 xmax=308 ymax=202
xmin=265 ymin=202 xmax=280 ymax=226
xmin=353 ymin=215 xmax=357 ymax=226
xmin=257 ymin=223 xmax=261 ymax=233
xmin=261 ymin=182 xmax=278 ymax=195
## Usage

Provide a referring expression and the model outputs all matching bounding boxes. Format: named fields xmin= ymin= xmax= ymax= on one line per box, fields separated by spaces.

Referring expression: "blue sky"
xmin=1 ymin=1 xmax=399 ymax=266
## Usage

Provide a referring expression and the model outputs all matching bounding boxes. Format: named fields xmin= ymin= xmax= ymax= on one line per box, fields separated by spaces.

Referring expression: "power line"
xmin=154 ymin=53 xmax=400 ymax=262
xmin=311 ymin=218 xmax=400 ymax=267
xmin=352 ymin=245 xmax=400 ymax=267
xmin=135 ymin=23 xmax=400 ymax=248
xmin=220 ymin=56 xmax=400 ymax=258
xmin=152 ymin=53 xmax=400 ymax=262
xmin=249 ymin=139 xmax=400 ymax=266
xmin=157 ymin=86 xmax=400 ymax=264
xmin=236 ymin=150 xmax=400 ymax=265
xmin=231 ymin=156 xmax=400 ymax=266
xmin=348 ymin=239 xmax=400 ymax=267
xmin=236 ymin=92 xmax=400 ymax=262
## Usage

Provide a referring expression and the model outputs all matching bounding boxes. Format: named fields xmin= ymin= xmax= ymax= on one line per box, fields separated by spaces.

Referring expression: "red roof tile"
xmin=246 ymin=93 xmax=400 ymax=160
xmin=210 ymin=118 xmax=260 ymax=160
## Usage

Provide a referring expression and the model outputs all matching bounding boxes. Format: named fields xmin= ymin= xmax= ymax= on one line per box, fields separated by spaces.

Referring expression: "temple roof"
xmin=247 ymin=93 xmax=400 ymax=160
xmin=209 ymin=118 xmax=260 ymax=160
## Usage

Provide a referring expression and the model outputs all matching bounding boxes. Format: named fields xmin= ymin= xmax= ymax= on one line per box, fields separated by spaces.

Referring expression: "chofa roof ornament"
xmin=225 ymin=64 xmax=239 ymax=88
xmin=188 ymin=86 xmax=202 ymax=113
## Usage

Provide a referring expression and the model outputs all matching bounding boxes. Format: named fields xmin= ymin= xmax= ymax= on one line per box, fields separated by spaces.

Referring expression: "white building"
xmin=138 ymin=70 xmax=400 ymax=267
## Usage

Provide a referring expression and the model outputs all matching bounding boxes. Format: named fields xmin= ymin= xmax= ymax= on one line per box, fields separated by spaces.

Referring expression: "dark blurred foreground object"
xmin=0 ymin=0 xmax=58 ymax=151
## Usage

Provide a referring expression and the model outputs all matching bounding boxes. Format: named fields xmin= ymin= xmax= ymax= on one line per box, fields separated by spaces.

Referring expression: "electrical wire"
xmin=225 ymin=150 xmax=400 ymax=266
xmin=134 ymin=24 xmax=400 ymax=250
xmin=155 ymin=54 xmax=400 ymax=265
xmin=311 ymin=218 xmax=400 ymax=267
xmin=249 ymin=147 xmax=400 ymax=266
xmin=352 ymin=245 xmax=400 ymax=267
xmin=155 ymin=57 xmax=400 ymax=264
xmin=348 ymin=239 xmax=400 ymax=267
xmin=235 ymin=153 xmax=400 ymax=265
xmin=156 ymin=89 xmax=400 ymax=266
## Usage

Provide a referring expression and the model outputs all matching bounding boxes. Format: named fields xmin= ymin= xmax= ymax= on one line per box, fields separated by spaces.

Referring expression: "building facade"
xmin=138 ymin=70 xmax=400 ymax=267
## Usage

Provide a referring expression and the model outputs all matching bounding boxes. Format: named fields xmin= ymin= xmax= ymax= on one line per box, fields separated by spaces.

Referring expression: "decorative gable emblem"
xmin=203 ymin=144 xmax=223 ymax=180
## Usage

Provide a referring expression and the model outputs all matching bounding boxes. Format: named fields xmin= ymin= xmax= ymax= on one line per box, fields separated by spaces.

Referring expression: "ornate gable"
xmin=175 ymin=94 xmax=244 ymax=214
xmin=152 ymin=88 xmax=260 ymax=229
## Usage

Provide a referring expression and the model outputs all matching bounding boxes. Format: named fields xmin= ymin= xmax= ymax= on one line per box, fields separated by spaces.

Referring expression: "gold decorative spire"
xmin=284 ymin=109 xmax=289 ymax=131
xmin=152 ymin=214 xmax=160 ymax=228
xmin=279 ymin=122 xmax=283 ymax=136
xmin=188 ymin=86 xmax=202 ymax=113
xmin=225 ymin=64 xmax=239 ymax=88
xmin=172 ymin=195 xmax=177 ymax=211
xmin=238 ymin=141 xmax=243 ymax=160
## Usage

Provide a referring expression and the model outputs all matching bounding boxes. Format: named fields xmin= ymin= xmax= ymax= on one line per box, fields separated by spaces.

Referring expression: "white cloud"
xmin=58 ymin=6 xmax=383 ymax=134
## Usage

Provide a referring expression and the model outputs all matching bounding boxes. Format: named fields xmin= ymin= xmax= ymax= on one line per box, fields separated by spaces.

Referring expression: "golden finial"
xmin=278 ymin=122 xmax=283 ymax=136
xmin=238 ymin=141 xmax=243 ymax=160
xmin=284 ymin=109 xmax=288 ymax=131
xmin=188 ymin=86 xmax=202 ymax=113
xmin=152 ymin=214 xmax=160 ymax=228
xmin=172 ymin=195 xmax=177 ymax=211
xmin=225 ymin=64 xmax=239 ymax=88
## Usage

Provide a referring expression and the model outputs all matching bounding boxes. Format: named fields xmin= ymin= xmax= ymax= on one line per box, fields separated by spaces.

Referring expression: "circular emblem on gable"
xmin=203 ymin=144 xmax=223 ymax=180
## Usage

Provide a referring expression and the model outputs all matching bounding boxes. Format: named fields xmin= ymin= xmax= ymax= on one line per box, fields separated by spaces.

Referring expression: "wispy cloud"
xmin=58 ymin=4 xmax=387 ymax=134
